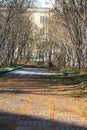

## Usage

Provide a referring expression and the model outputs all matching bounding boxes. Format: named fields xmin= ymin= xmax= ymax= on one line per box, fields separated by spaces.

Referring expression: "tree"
xmin=0 ymin=0 xmax=35 ymax=66
xmin=54 ymin=0 xmax=87 ymax=69
xmin=37 ymin=12 xmax=72 ymax=68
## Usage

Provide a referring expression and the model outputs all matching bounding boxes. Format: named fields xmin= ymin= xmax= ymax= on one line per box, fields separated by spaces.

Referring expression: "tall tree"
xmin=0 ymin=0 xmax=35 ymax=66
xmin=54 ymin=0 xmax=87 ymax=69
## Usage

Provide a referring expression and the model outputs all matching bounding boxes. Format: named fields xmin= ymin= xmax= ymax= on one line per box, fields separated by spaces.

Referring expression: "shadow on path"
xmin=0 ymin=111 xmax=87 ymax=130
xmin=0 ymin=75 xmax=87 ymax=130
xmin=0 ymin=76 xmax=79 ymax=95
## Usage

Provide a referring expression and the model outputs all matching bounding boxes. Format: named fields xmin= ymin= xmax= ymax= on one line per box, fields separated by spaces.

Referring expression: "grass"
xmin=48 ymin=76 xmax=79 ymax=85
xmin=0 ymin=75 xmax=5 ymax=81
xmin=48 ymin=70 xmax=87 ymax=98
xmin=59 ymin=67 xmax=80 ymax=73
xmin=0 ymin=66 xmax=14 ymax=70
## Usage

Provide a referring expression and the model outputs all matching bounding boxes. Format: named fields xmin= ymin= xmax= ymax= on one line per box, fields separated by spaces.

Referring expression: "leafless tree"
xmin=0 ymin=0 xmax=35 ymax=66
xmin=37 ymin=13 xmax=72 ymax=68
xmin=54 ymin=0 xmax=87 ymax=69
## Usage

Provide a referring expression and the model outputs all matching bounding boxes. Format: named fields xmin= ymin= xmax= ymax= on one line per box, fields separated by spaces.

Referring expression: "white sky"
xmin=36 ymin=0 xmax=54 ymax=8
xmin=0 ymin=0 xmax=54 ymax=8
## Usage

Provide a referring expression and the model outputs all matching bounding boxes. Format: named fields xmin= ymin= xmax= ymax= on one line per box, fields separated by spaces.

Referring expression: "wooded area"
xmin=0 ymin=0 xmax=87 ymax=69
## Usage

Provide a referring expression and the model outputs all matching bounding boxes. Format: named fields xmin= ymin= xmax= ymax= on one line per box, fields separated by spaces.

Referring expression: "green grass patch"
xmin=0 ymin=75 xmax=5 ymax=81
xmin=0 ymin=66 xmax=14 ymax=70
xmin=48 ymin=76 xmax=79 ymax=85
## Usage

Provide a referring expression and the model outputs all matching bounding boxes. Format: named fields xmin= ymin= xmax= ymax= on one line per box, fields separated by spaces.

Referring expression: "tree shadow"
xmin=0 ymin=75 xmax=80 ymax=96
xmin=0 ymin=75 xmax=87 ymax=129
xmin=0 ymin=111 xmax=87 ymax=130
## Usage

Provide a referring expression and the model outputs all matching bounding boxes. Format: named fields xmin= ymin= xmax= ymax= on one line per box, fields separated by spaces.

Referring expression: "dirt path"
xmin=0 ymin=76 xmax=87 ymax=130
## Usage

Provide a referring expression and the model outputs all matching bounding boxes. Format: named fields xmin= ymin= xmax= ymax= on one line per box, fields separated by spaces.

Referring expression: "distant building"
xmin=31 ymin=8 xmax=52 ymax=28
xmin=28 ymin=0 xmax=55 ymax=28
xmin=25 ymin=7 xmax=53 ymax=62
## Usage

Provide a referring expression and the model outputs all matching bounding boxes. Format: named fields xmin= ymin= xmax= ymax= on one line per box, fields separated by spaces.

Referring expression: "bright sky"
xmin=0 ymin=0 xmax=54 ymax=8
xmin=0 ymin=0 xmax=55 ymax=8
xmin=36 ymin=0 xmax=54 ymax=8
